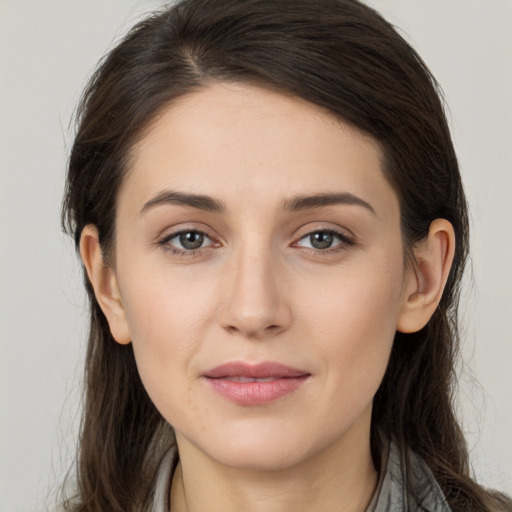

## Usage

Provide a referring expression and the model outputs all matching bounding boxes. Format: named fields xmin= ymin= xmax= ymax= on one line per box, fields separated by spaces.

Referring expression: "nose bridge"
xmin=219 ymin=236 xmax=290 ymax=337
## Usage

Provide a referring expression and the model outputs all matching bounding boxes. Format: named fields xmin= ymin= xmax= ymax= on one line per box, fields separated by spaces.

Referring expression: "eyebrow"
xmin=140 ymin=190 xmax=227 ymax=215
xmin=140 ymin=190 xmax=375 ymax=216
xmin=283 ymin=192 xmax=376 ymax=215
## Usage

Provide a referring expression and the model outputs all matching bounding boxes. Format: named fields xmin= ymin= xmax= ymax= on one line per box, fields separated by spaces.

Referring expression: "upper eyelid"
xmin=162 ymin=228 xmax=211 ymax=238
xmin=293 ymin=223 xmax=355 ymax=241
xmin=294 ymin=229 xmax=354 ymax=247
xmin=157 ymin=223 xmax=216 ymax=241
xmin=160 ymin=229 xmax=214 ymax=245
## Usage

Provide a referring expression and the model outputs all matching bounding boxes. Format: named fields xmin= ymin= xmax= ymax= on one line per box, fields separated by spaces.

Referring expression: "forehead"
xmin=121 ymin=83 xmax=398 ymax=220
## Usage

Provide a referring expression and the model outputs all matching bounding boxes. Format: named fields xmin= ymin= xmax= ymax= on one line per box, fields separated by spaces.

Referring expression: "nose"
xmin=218 ymin=244 xmax=292 ymax=339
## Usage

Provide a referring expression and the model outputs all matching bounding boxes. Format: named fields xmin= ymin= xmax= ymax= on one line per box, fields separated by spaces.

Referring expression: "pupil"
xmin=310 ymin=232 xmax=333 ymax=249
xmin=180 ymin=232 xmax=204 ymax=250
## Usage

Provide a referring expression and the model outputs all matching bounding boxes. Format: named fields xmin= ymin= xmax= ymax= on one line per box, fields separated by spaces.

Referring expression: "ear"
xmin=397 ymin=219 xmax=456 ymax=333
xmin=79 ymin=225 xmax=131 ymax=345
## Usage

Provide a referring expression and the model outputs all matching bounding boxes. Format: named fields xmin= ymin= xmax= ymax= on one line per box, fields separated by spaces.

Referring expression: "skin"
xmin=81 ymin=83 xmax=455 ymax=511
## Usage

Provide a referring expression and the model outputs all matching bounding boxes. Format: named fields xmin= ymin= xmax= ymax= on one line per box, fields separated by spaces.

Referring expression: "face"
xmin=109 ymin=83 xmax=411 ymax=470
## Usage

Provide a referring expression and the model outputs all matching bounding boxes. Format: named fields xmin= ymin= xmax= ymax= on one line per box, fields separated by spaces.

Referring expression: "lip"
xmin=203 ymin=361 xmax=310 ymax=406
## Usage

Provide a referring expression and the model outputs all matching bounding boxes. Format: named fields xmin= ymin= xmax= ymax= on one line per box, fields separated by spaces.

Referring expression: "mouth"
xmin=220 ymin=376 xmax=282 ymax=382
xmin=203 ymin=361 xmax=311 ymax=406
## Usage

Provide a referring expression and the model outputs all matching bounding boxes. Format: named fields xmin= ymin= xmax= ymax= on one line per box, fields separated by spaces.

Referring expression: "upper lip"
xmin=204 ymin=361 xmax=309 ymax=379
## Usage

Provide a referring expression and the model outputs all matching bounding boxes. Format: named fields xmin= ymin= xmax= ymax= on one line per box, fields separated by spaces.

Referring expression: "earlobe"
xmin=79 ymin=225 xmax=132 ymax=345
xmin=397 ymin=219 xmax=455 ymax=333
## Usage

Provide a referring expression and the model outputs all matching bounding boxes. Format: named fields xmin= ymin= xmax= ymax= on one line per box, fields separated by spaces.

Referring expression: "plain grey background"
xmin=0 ymin=1 xmax=511 ymax=510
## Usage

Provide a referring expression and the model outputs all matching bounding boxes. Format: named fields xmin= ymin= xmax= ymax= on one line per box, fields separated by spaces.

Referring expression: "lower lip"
xmin=205 ymin=376 xmax=309 ymax=406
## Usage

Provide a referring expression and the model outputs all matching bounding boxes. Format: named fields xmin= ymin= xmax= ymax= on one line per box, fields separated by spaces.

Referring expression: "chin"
xmin=210 ymin=441 xmax=309 ymax=471
xmin=189 ymin=421 xmax=330 ymax=472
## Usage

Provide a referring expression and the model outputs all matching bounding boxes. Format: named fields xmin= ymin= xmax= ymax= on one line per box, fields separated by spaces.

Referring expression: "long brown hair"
xmin=61 ymin=0 xmax=512 ymax=510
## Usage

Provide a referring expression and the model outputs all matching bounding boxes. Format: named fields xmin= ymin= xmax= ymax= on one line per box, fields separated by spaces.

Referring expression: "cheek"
xmin=116 ymin=267 xmax=215 ymax=404
xmin=120 ymin=258 xmax=216 ymax=342
xmin=299 ymin=252 xmax=404 ymax=400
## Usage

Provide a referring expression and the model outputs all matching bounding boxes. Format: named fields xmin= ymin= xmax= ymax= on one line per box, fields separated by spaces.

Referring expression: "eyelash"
xmin=157 ymin=229 xmax=215 ymax=257
xmin=157 ymin=228 xmax=355 ymax=257
xmin=294 ymin=229 xmax=355 ymax=254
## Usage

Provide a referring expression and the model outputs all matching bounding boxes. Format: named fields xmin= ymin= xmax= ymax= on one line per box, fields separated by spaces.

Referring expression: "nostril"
xmin=223 ymin=322 xmax=283 ymax=338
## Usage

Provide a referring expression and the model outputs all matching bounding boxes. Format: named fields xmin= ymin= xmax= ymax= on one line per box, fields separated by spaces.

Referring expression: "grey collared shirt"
xmin=367 ymin=442 xmax=451 ymax=512
xmin=151 ymin=442 xmax=451 ymax=511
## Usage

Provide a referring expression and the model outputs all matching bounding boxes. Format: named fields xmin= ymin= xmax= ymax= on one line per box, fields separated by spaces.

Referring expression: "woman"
xmin=60 ymin=0 xmax=512 ymax=510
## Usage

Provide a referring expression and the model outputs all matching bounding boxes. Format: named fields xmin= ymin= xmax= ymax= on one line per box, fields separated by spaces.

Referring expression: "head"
xmin=62 ymin=0 xmax=471 ymax=510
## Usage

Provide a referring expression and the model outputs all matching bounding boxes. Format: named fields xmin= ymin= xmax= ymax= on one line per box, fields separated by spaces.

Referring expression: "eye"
xmin=160 ymin=230 xmax=214 ymax=252
xmin=295 ymin=229 xmax=353 ymax=251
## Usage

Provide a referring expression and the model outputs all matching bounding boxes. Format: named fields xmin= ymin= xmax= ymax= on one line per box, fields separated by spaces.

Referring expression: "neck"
xmin=170 ymin=409 xmax=378 ymax=512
